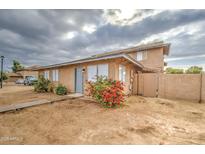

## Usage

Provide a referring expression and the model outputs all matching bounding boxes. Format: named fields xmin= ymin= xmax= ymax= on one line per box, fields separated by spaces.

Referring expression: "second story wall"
xmin=127 ymin=47 xmax=164 ymax=71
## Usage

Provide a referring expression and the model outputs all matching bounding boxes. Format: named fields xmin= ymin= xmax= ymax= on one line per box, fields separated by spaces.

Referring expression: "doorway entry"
xmin=75 ymin=67 xmax=83 ymax=93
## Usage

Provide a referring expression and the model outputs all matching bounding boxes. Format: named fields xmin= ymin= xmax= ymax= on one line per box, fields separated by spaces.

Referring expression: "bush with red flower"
xmin=85 ymin=76 xmax=125 ymax=108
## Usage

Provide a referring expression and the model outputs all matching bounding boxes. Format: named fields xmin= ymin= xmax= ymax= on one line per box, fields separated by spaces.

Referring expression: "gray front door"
xmin=75 ymin=67 xmax=83 ymax=93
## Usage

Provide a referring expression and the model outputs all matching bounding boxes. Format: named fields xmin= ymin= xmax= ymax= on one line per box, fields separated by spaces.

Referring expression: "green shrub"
xmin=48 ymin=82 xmax=55 ymax=93
xmin=34 ymin=76 xmax=51 ymax=92
xmin=166 ymin=67 xmax=184 ymax=74
xmin=55 ymin=84 xmax=68 ymax=95
xmin=166 ymin=66 xmax=203 ymax=74
xmin=185 ymin=66 xmax=203 ymax=74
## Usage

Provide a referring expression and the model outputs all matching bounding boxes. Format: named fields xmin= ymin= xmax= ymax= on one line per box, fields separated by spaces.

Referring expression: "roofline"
xmin=33 ymin=42 xmax=171 ymax=71
xmin=33 ymin=54 xmax=144 ymax=70
xmin=163 ymin=43 xmax=171 ymax=55
xmin=123 ymin=54 xmax=144 ymax=68
xmin=92 ymin=42 xmax=171 ymax=57
xmin=33 ymin=53 xmax=158 ymax=72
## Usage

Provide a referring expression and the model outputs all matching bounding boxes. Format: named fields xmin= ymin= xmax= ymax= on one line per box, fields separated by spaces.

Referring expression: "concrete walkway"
xmin=0 ymin=93 xmax=83 ymax=113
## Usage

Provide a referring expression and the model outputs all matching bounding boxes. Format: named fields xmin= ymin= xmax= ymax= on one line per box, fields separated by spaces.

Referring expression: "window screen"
xmin=44 ymin=71 xmax=49 ymax=79
xmin=119 ymin=65 xmax=126 ymax=82
xmin=137 ymin=51 xmax=143 ymax=61
xmin=137 ymin=51 xmax=147 ymax=61
xmin=87 ymin=64 xmax=108 ymax=81
xmin=52 ymin=70 xmax=59 ymax=81
xmin=87 ymin=65 xmax=97 ymax=81
xmin=98 ymin=64 xmax=108 ymax=77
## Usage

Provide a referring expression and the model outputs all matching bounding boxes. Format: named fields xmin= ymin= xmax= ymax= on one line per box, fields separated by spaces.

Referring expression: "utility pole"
xmin=0 ymin=56 xmax=4 ymax=88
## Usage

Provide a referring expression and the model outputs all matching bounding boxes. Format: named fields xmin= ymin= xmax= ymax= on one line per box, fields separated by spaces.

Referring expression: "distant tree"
xmin=166 ymin=67 xmax=184 ymax=74
xmin=185 ymin=66 xmax=203 ymax=74
xmin=0 ymin=72 xmax=8 ymax=81
xmin=12 ymin=60 xmax=24 ymax=73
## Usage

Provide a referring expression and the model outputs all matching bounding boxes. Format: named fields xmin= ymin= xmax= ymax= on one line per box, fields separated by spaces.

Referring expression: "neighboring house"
xmin=18 ymin=65 xmax=40 ymax=79
xmin=6 ymin=65 xmax=40 ymax=82
xmin=33 ymin=42 xmax=170 ymax=94
xmin=6 ymin=72 xmax=23 ymax=82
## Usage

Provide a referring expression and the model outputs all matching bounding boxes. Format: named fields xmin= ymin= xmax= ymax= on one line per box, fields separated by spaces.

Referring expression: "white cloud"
xmin=138 ymin=27 xmax=185 ymax=44
xmin=62 ymin=31 xmax=78 ymax=40
xmin=1 ymin=10 xmax=205 ymax=70
xmin=115 ymin=9 xmax=136 ymax=20
xmin=82 ymin=24 xmax=96 ymax=33
xmin=166 ymin=54 xmax=205 ymax=62
xmin=67 ymin=19 xmax=75 ymax=25
xmin=138 ymin=21 xmax=203 ymax=44
xmin=103 ymin=9 xmax=164 ymax=26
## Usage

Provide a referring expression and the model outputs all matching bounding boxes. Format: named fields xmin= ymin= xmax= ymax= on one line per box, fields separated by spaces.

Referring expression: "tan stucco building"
xmin=18 ymin=65 xmax=39 ymax=79
xmin=6 ymin=72 xmax=23 ymax=82
xmin=6 ymin=66 xmax=39 ymax=82
xmin=34 ymin=42 xmax=170 ymax=94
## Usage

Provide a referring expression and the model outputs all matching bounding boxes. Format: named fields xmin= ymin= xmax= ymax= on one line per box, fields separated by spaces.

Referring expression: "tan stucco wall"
xmin=132 ymin=74 xmax=138 ymax=95
xmin=39 ymin=66 xmax=75 ymax=92
xmin=128 ymin=47 xmax=164 ymax=71
xmin=158 ymin=74 xmax=201 ymax=101
xmin=38 ymin=58 xmax=137 ymax=94
xmin=7 ymin=76 xmax=23 ymax=82
xmin=201 ymin=74 xmax=205 ymax=102
xmin=59 ymin=66 xmax=75 ymax=92
xmin=137 ymin=73 xmax=144 ymax=95
xmin=134 ymin=73 xmax=205 ymax=102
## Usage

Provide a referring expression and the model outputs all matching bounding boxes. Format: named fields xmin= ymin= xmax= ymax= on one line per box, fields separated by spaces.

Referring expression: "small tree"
xmin=0 ymin=72 xmax=8 ymax=81
xmin=166 ymin=67 xmax=184 ymax=74
xmin=12 ymin=60 xmax=24 ymax=73
xmin=185 ymin=66 xmax=203 ymax=74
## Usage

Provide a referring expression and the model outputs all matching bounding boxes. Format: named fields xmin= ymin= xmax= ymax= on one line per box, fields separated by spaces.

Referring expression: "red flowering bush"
xmin=85 ymin=76 xmax=125 ymax=108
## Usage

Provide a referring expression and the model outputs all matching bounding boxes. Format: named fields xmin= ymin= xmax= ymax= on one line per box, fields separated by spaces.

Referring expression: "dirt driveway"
xmin=0 ymin=85 xmax=205 ymax=144
xmin=0 ymin=84 xmax=61 ymax=106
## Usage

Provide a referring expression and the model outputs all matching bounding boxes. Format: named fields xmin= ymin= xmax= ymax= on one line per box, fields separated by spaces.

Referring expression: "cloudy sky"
xmin=0 ymin=9 xmax=205 ymax=71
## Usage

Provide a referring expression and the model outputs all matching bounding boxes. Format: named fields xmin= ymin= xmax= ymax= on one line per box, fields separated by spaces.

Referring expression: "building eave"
xmin=92 ymin=42 xmax=171 ymax=58
xmin=33 ymin=53 xmax=159 ymax=73
xmin=32 ymin=54 xmax=139 ymax=70
xmin=32 ymin=42 xmax=170 ymax=72
xmin=123 ymin=54 xmax=159 ymax=73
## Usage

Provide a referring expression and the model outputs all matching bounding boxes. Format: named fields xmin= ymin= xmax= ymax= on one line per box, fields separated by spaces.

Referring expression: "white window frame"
xmin=44 ymin=71 xmax=49 ymax=80
xmin=87 ymin=64 xmax=109 ymax=82
xmin=137 ymin=51 xmax=147 ymax=61
xmin=119 ymin=64 xmax=126 ymax=82
xmin=137 ymin=51 xmax=143 ymax=61
xmin=52 ymin=69 xmax=59 ymax=81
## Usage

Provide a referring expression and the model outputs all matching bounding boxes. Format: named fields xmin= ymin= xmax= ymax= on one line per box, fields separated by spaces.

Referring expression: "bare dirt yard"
xmin=0 ymin=84 xmax=205 ymax=144
xmin=0 ymin=83 xmax=61 ymax=106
